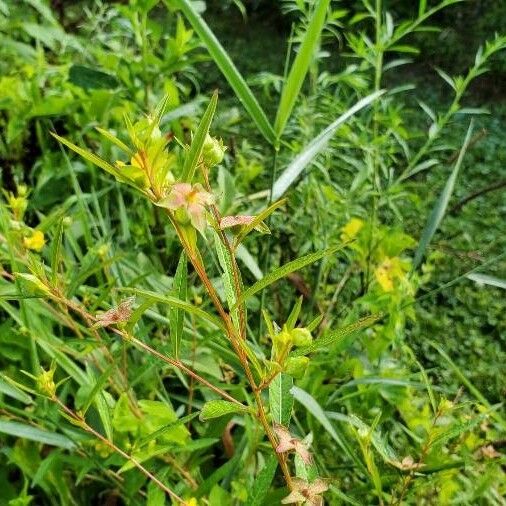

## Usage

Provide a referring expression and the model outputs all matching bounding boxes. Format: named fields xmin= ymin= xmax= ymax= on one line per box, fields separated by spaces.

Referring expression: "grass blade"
xmin=412 ymin=121 xmax=474 ymax=270
xmin=274 ymin=0 xmax=331 ymax=137
xmin=271 ymin=90 xmax=385 ymax=199
xmin=171 ymin=0 xmax=276 ymax=145
xmin=291 ymin=386 xmax=368 ymax=474
xmin=429 ymin=341 xmax=506 ymax=429
xmin=466 ymin=272 xmax=506 ymax=289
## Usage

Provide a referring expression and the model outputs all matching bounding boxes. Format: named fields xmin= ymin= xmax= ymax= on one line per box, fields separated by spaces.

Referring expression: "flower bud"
xmin=284 ymin=356 xmax=309 ymax=379
xmin=202 ymin=134 xmax=226 ymax=167
xmin=291 ymin=327 xmax=312 ymax=347
xmin=273 ymin=328 xmax=292 ymax=348
xmin=37 ymin=367 xmax=56 ymax=397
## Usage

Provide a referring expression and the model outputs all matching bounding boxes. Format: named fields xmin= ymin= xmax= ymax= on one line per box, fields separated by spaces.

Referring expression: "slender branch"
xmin=53 ymin=398 xmax=186 ymax=505
xmin=450 ymin=178 xmax=506 ymax=214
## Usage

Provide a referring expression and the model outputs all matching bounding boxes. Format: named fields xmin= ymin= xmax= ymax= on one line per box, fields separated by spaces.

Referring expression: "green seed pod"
xmin=202 ymin=134 xmax=226 ymax=167
xmin=284 ymin=356 xmax=310 ymax=379
xmin=291 ymin=327 xmax=312 ymax=347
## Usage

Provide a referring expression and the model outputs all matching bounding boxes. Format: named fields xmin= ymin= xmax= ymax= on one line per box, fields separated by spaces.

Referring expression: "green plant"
xmin=1 ymin=0 xmax=505 ymax=504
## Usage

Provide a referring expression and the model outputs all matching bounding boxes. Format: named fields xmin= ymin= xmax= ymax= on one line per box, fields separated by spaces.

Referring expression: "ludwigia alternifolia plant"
xmin=50 ymin=92 xmax=366 ymax=504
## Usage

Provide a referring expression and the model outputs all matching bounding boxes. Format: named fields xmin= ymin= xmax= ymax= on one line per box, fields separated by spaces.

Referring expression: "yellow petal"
xmin=341 ymin=217 xmax=364 ymax=240
xmin=375 ymin=258 xmax=394 ymax=292
xmin=23 ymin=230 xmax=45 ymax=252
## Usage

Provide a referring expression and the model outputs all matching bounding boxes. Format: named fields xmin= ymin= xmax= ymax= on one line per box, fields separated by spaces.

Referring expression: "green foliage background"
xmin=0 ymin=0 xmax=505 ymax=505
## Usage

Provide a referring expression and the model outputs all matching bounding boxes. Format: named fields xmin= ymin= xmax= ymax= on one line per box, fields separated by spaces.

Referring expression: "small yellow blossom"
xmin=341 ymin=217 xmax=364 ymax=240
xmin=23 ymin=230 xmax=45 ymax=252
xmin=375 ymin=256 xmax=404 ymax=292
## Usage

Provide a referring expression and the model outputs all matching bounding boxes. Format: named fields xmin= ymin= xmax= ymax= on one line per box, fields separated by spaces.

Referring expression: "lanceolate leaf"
xmin=51 ymin=132 xmax=119 ymax=178
xmin=0 ymin=420 xmax=75 ymax=449
xmin=199 ymin=400 xmax=250 ymax=421
xmin=274 ymin=0 xmax=331 ymax=137
xmin=412 ymin=121 xmax=474 ymax=270
xmin=233 ymin=244 xmax=348 ymax=308
xmin=0 ymin=374 xmax=33 ymax=404
xmin=122 ymin=288 xmax=225 ymax=330
xmin=271 ymin=90 xmax=385 ymax=199
xmin=181 ymin=91 xmax=218 ymax=182
xmin=269 ymin=373 xmax=294 ymax=425
xmin=171 ymin=0 xmax=276 ymax=145
xmin=169 ymin=252 xmax=187 ymax=359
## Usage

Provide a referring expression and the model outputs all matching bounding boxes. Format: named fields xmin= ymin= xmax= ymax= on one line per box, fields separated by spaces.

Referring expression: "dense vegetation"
xmin=0 ymin=1 xmax=505 ymax=505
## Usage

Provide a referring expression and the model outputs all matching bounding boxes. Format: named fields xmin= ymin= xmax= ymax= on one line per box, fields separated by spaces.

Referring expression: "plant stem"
xmin=168 ymin=212 xmax=294 ymax=489
xmin=53 ymin=398 xmax=186 ymax=504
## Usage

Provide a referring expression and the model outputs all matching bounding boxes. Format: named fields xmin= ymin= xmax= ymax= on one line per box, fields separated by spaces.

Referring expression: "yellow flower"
xmin=341 ymin=217 xmax=364 ymax=240
xmin=23 ymin=230 xmax=45 ymax=252
xmin=375 ymin=257 xmax=404 ymax=292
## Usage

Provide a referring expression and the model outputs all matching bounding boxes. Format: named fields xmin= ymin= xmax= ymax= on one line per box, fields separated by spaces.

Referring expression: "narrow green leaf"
xmin=271 ymin=90 xmax=385 ymax=199
xmin=292 ymin=313 xmax=383 ymax=356
xmin=233 ymin=244 xmax=347 ymax=308
xmin=121 ymin=288 xmax=225 ymax=330
xmin=246 ymin=454 xmax=278 ymax=506
xmin=0 ymin=420 xmax=75 ymax=449
xmin=291 ymin=386 xmax=367 ymax=474
xmin=286 ymin=296 xmax=303 ymax=329
xmin=199 ymin=400 xmax=250 ymax=421
xmin=0 ymin=374 xmax=33 ymax=404
xmin=412 ymin=121 xmax=474 ymax=270
xmin=274 ymin=0 xmax=331 ymax=137
xmin=96 ymin=127 xmax=133 ymax=156
xmin=50 ymin=132 xmax=120 ymax=178
xmin=169 ymin=252 xmax=187 ymax=359
xmin=181 ymin=91 xmax=218 ymax=182
xmin=170 ymin=0 xmax=276 ymax=145
xmin=214 ymin=231 xmax=242 ymax=332
xmin=269 ymin=373 xmax=294 ymax=425
xmin=50 ymin=218 xmax=64 ymax=285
